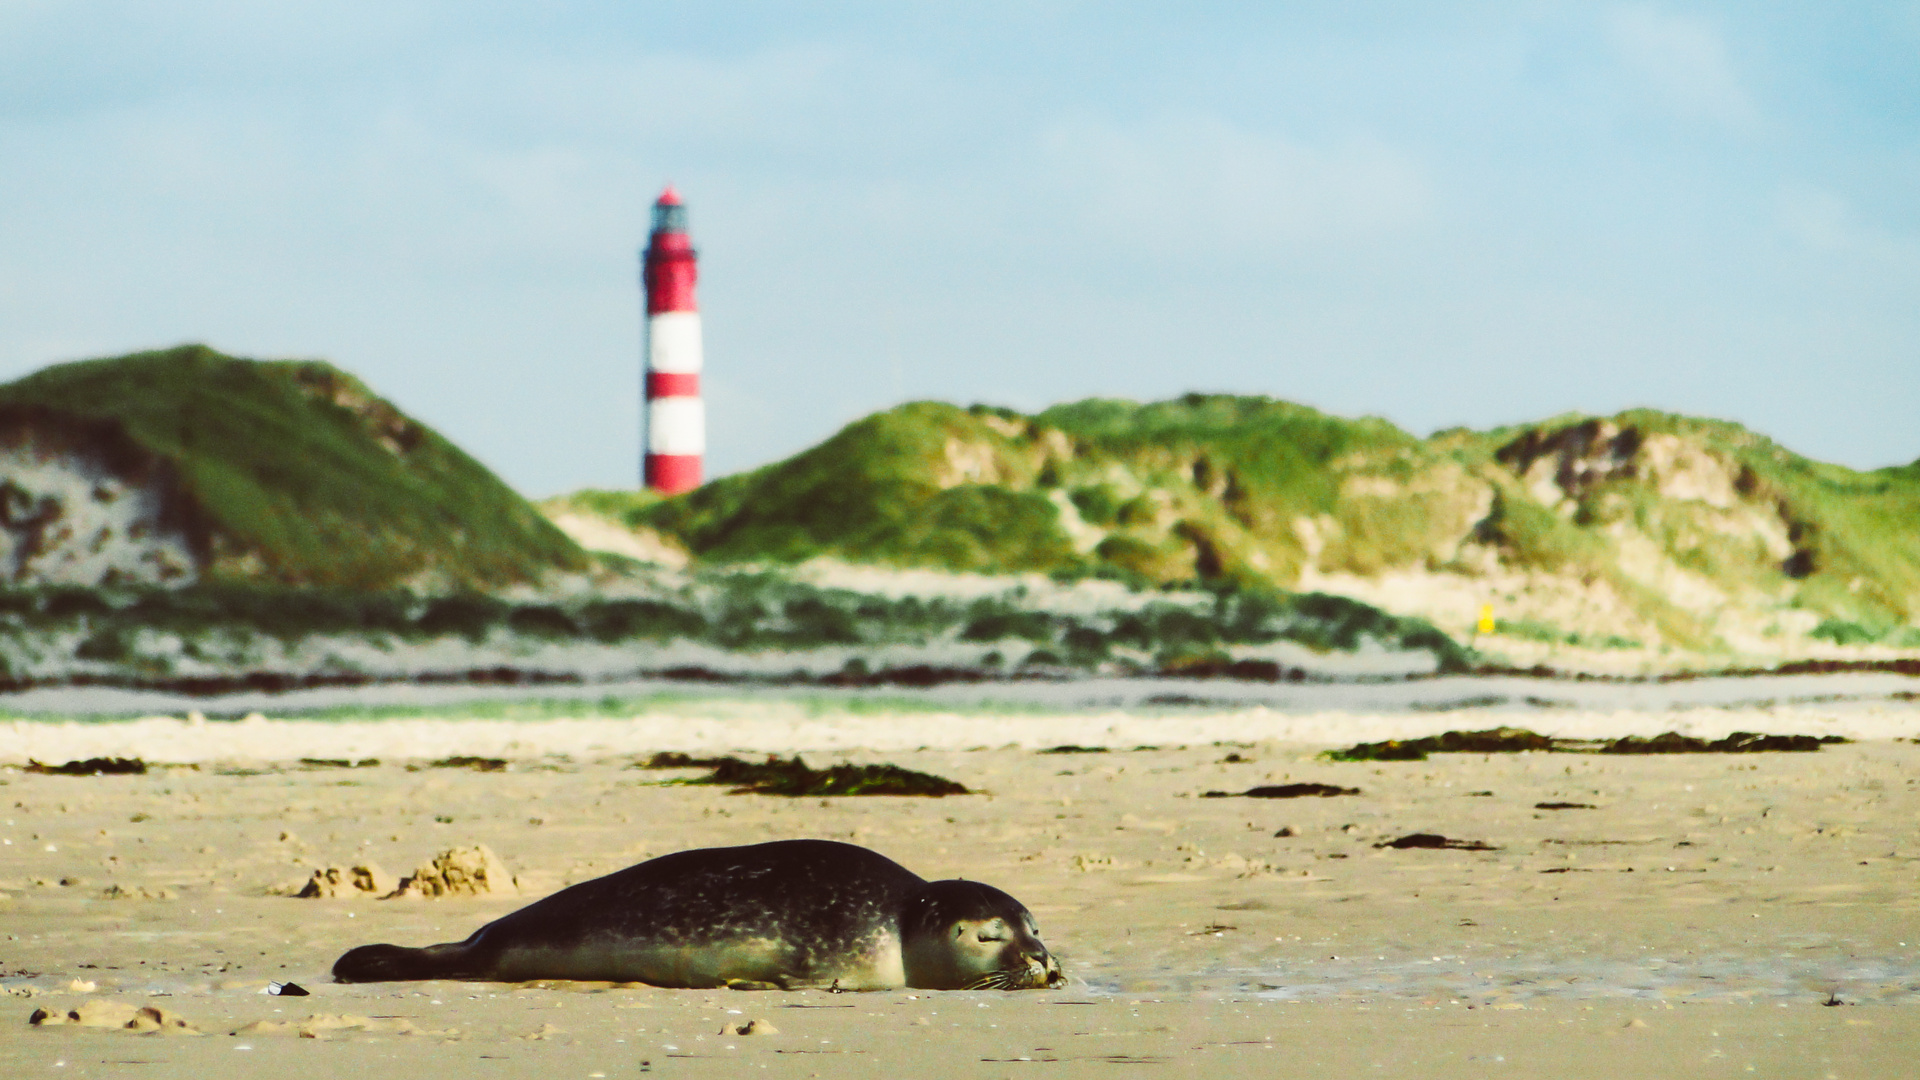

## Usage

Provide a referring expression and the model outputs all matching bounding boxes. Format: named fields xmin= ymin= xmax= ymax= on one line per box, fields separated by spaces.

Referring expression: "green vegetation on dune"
xmin=546 ymin=486 xmax=669 ymax=521
xmin=581 ymin=394 xmax=1920 ymax=656
xmin=1464 ymin=410 xmax=1920 ymax=641
xmin=1041 ymin=395 xmax=1437 ymax=581
xmin=1037 ymin=394 xmax=1415 ymax=517
xmin=1756 ymin=452 xmax=1920 ymax=632
xmin=7 ymin=346 xmax=1911 ymax=673
xmin=627 ymin=394 xmax=1435 ymax=585
xmin=639 ymin=402 xmax=1078 ymax=572
xmin=0 ymin=345 xmax=586 ymax=590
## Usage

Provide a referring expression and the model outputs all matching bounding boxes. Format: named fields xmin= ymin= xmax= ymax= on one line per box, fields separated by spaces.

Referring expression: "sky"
xmin=2 ymin=2 xmax=1916 ymax=496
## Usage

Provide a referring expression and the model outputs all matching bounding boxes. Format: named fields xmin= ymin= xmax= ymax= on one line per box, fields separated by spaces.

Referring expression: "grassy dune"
xmin=0 ymin=345 xmax=586 ymax=591
xmin=564 ymin=396 xmax=1920 ymax=656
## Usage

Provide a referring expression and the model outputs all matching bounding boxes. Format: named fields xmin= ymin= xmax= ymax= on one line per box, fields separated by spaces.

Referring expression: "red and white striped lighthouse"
xmin=641 ymin=185 xmax=703 ymax=493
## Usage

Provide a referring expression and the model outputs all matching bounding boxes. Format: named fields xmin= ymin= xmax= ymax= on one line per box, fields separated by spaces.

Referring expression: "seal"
xmin=331 ymin=839 xmax=1065 ymax=991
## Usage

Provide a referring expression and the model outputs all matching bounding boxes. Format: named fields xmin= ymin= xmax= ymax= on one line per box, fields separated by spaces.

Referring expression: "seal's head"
xmin=901 ymin=880 xmax=1065 ymax=990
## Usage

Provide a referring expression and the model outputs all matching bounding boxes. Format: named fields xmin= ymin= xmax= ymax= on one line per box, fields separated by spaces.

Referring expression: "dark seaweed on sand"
xmin=1202 ymin=783 xmax=1360 ymax=799
xmin=428 ymin=755 xmax=508 ymax=772
xmin=653 ymin=753 xmax=970 ymax=797
xmin=1598 ymin=731 xmax=1848 ymax=754
xmin=1323 ymin=727 xmax=1850 ymax=762
xmin=1321 ymin=728 xmax=1556 ymax=762
xmin=637 ymin=752 xmax=738 ymax=769
xmin=1376 ymin=833 xmax=1499 ymax=851
xmin=1036 ymin=745 xmax=1109 ymax=755
xmin=25 ymin=757 xmax=147 ymax=776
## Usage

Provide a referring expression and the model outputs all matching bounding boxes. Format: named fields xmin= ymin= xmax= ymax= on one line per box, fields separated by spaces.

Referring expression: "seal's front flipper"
xmin=724 ymin=978 xmax=785 ymax=992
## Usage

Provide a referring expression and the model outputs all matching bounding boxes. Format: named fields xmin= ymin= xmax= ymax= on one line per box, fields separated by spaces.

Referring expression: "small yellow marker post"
xmin=1477 ymin=604 xmax=1496 ymax=636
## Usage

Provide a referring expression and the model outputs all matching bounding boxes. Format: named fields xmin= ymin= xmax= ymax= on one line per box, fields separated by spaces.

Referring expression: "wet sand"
xmin=2 ymin=694 xmax=1917 ymax=1076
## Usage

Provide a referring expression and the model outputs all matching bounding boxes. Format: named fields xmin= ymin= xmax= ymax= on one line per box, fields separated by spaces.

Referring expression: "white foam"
xmin=3 ymin=698 xmax=1913 ymax=766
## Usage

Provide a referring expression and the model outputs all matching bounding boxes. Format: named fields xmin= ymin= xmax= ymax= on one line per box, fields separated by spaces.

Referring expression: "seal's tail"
xmin=332 ymin=942 xmax=474 ymax=983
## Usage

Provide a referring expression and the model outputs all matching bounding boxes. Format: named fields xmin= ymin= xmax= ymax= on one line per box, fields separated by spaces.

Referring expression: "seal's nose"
xmin=1031 ymin=951 xmax=1066 ymax=989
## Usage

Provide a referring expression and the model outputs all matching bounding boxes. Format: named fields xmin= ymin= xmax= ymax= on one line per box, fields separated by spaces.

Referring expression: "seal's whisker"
xmin=973 ymin=968 xmax=1033 ymax=990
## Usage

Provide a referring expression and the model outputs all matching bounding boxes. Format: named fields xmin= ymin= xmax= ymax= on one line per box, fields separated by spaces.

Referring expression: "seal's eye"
xmin=976 ymin=929 xmax=1006 ymax=943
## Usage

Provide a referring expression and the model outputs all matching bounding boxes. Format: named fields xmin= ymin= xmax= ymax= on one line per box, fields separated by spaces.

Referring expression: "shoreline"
xmin=2 ymin=701 xmax=1915 ymax=766
xmin=0 ymin=655 xmax=1914 ymax=708
xmin=1 ymin=668 xmax=1917 ymax=724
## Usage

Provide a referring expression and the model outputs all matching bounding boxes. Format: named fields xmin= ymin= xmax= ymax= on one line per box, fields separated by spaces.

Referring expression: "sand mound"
xmin=29 ymin=1000 xmax=198 ymax=1033
xmin=386 ymin=845 xmax=517 ymax=898
xmin=293 ymin=863 xmax=397 ymax=899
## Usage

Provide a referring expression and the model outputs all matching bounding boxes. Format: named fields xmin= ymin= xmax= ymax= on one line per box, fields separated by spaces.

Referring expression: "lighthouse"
xmin=641 ymin=185 xmax=704 ymax=493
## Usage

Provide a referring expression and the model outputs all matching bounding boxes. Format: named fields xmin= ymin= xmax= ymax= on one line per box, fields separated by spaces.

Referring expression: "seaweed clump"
xmin=653 ymin=754 xmax=970 ymax=797
xmin=1202 ymin=783 xmax=1360 ymax=799
xmin=1323 ymin=727 xmax=1850 ymax=762
xmin=1598 ymin=732 xmax=1848 ymax=754
xmin=638 ymin=752 xmax=736 ymax=769
xmin=427 ymin=756 xmax=508 ymax=772
xmin=1375 ymin=833 xmax=1499 ymax=851
xmin=25 ymin=757 xmax=148 ymax=776
xmin=1321 ymin=728 xmax=1557 ymax=762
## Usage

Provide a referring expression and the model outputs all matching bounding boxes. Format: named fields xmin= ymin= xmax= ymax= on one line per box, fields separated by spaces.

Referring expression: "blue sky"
xmin=2 ymin=2 xmax=1915 ymax=495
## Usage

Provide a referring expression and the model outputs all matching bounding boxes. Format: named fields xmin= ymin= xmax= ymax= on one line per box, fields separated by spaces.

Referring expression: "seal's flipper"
xmin=332 ymin=942 xmax=475 ymax=983
xmin=724 ymin=978 xmax=786 ymax=991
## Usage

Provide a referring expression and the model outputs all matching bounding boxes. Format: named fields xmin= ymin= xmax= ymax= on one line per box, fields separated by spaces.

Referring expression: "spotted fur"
xmin=333 ymin=839 xmax=1063 ymax=991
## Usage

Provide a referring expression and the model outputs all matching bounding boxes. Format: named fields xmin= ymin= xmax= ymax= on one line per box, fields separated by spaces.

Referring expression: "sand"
xmin=2 ymin=689 xmax=1917 ymax=1076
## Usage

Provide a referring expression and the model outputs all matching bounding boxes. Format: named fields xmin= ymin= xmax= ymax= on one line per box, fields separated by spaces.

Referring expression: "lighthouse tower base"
xmin=645 ymin=453 xmax=702 ymax=493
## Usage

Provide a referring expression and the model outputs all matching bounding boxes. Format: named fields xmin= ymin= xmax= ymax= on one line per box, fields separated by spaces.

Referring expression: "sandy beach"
xmin=3 ymin=682 xmax=1917 ymax=1077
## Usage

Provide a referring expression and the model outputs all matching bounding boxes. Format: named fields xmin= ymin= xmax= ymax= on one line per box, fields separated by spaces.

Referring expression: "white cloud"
xmin=1775 ymin=184 xmax=1920 ymax=265
xmin=1605 ymin=5 xmax=1756 ymax=127
xmin=1042 ymin=114 xmax=1431 ymax=254
xmin=427 ymin=43 xmax=854 ymax=148
xmin=1777 ymin=185 xmax=1853 ymax=251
